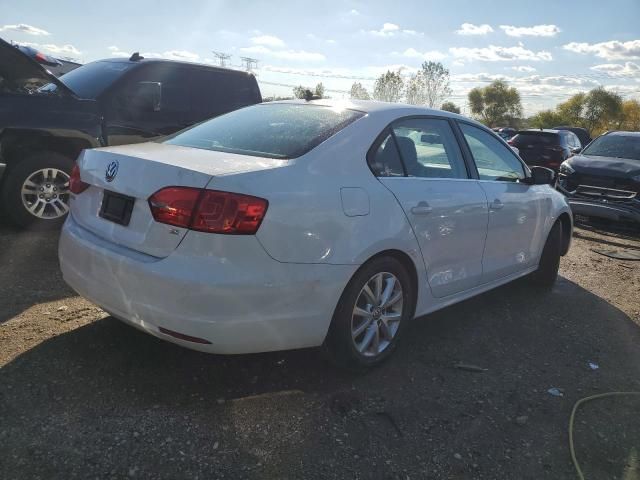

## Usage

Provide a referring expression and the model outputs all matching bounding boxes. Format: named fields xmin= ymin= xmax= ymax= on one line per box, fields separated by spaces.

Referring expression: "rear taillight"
xmin=69 ymin=164 xmax=90 ymax=194
xmin=148 ymin=187 xmax=268 ymax=235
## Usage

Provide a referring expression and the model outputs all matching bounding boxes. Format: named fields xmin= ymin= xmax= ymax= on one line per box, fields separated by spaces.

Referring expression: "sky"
xmin=1 ymin=0 xmax=639 ymax=115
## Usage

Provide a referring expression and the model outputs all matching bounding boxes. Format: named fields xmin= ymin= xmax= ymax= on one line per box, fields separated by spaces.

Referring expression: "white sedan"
xmin=59 ymin=100 xmax=572 ymax=368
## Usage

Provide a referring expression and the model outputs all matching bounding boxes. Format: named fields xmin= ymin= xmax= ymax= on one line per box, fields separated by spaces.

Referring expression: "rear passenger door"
xmin=372 ymin=117 xmax=489 ymax=298
xmin=458 ymin=122 xmax=549 ymax=283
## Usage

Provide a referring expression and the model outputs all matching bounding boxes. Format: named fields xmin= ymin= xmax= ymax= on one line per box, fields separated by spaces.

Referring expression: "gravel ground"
xmin=1 ymin=217 xmax=639 ymax=479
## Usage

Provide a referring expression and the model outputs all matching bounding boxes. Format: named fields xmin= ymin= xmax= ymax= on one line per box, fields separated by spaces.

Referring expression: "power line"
xmin=240 ymin=57 xmax=259 ymax=72
xmin=211 ymin=51 xmax=231 ymax=67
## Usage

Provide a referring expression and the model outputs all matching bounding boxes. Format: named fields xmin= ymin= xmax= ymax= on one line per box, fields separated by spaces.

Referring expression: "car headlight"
xmin=559 ymin=161 xmax=575 ymax=175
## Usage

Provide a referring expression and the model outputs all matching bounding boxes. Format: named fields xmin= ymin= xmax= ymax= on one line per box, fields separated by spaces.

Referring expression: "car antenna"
xmin=129 ymin=52 xmax=144 ymax=61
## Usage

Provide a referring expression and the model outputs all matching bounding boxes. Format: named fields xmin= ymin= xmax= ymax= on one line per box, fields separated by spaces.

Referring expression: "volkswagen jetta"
xmin=59 ymin=100 xmax=572 ymax=368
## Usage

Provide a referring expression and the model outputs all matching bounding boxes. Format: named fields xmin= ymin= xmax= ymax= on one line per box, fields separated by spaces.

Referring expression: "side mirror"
xmin=571 ymin=146 xmax=582 ymax=154
xmin=525 ymin=166 xmax=556 ymax=186
xmin=131 ymin=81 xmax=162 ymax=112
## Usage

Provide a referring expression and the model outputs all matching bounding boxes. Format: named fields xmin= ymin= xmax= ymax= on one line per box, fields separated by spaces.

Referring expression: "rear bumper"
xmin=59 ymin=214 xmax=357 ymax=354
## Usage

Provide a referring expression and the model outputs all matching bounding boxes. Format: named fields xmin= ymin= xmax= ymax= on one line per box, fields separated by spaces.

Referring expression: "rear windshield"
xmin=164 ymin=103 xmax=365 ymax=159
xmin=582 ymin=134 xmax=640 ymax=161
xmin=511 ymin=132 xmax=560 ymax=145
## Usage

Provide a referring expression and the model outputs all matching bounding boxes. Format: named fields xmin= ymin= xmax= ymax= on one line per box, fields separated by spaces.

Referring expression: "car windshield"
xmin=582 ymin=134 xmax=640 ymax=161
xmin=39 ymin=61 xmax=135 ymax=99
xmin=164 ymin=103 xmax=365 ymax=159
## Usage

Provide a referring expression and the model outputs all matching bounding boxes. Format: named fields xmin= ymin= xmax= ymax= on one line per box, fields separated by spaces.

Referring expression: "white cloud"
xmin=455 ymin=23 xmax=493 ymax=35
xmin=350 ymin=9 xmax=360 ymax=15
xmin=452 ymin=60 xmax=465 ymax=67
xmin=590 ymin=62 xmax=640 ymax=77
xmin=401 ymin=48 xmax=447 ymax=61
xmin=499 ymin=24 xmax=560 ymax=37
xmin=240 ymin=45 xmax=325 ymax=62
xmin=367 ymin=23 xmax=423 ymax=37
xmin=511 ymin=65 xmax=537 ymax=72
xmin=21 ymin=42 xmax=81 ymax=57
xmin=307 ymin=33 xmax=338 ymax=44
xmin=450 ymin=45 xmax=552 ymax=62
xmin=108 ymin=46 xmax=130 ymax=58
xmin=250 ymin=34 xmax=285 ymax=48
xmin=563 ymin=40 xmax=640 ymax=60
xmin=0 ymin=23 xmax=50 ymax=36
xmin=162 ymin=50 xmax=200 ymax=61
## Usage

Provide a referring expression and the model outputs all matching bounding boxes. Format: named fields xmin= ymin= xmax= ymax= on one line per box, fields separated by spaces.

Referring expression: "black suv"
xmin=0 ymin=38 xmax=261 ymax=228
xmin=558 ymin=131 xmax=640 ymax=226
xmin=509 ymin=129 xmax=582 ymax=171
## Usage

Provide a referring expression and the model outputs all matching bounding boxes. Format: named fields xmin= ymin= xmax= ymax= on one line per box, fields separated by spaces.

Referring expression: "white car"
xmin=59 ymin=100 xmax=572 ymax=368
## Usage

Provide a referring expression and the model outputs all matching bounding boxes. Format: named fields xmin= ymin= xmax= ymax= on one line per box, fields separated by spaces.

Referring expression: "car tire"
xmin=529 ymin=221 xmax=562 ymax=288
xmin=324 ymin=256 xmax=415 ymax=370
xmin=2 ymin=152 xmax=74 ymax=230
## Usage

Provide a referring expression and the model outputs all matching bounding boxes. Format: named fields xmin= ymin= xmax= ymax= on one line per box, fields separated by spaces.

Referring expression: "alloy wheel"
xmin=21 ymin=168 xmax=71 ymax=220
xmin=351 ymin=271 xmax=404 ymax=357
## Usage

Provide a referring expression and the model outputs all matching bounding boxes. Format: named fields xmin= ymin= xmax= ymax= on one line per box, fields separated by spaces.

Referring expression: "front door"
xmin=103 ymin=64 xmax=191 ymax=146
xmin=458 ymin=123 xmax=549 ymax=282
xmin=373 ymin=117 xmax=489 ymax=298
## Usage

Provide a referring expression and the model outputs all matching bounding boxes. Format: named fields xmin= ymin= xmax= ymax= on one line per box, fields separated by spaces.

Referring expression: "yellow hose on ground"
xmin=569 ymin=391 xmax=640 ymax=480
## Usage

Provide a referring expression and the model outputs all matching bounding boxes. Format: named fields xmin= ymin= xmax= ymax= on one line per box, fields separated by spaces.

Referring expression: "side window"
xmin=570 ymin=132 xmax=581 ymax=148
xmin=109 ymin=64 xmax=190 ymax=123
xmin=189 ymin=70 xmax=257 ymax=122
xmin=391 ymin=118 xmax=468 ymax=179
xmin=459 ymin=123 xmax=525 ymax=182
xmin=367 ymin=132 xmax=405 ymax=177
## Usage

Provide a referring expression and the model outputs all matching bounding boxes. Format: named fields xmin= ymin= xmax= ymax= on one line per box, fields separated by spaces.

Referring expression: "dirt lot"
xmin=1 ymin=217 xmax=639 ymax=479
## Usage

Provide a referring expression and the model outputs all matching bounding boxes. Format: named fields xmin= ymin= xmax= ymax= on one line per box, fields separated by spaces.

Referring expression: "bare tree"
xmin=350 ymin=82 xmax=371 ymax=100
xmin=405 ymin=62 xmax=452 ymax=108
xmin=373 ymin=70 xmax=404 ymax=103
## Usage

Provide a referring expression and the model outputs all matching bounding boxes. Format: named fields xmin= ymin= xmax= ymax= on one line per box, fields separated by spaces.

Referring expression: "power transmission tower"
xmin=240 ymin=57 xmax=258 ymax=72
xmin=212 ymin=51 xmax=231 ymax=67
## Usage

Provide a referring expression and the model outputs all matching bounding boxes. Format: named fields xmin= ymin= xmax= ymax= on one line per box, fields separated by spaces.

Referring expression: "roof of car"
xmin=517 ymin=129 xmax=561 ymax=134
xmin=271 ymin=98 xmax=471 ymax=119
xmin=605 ymin=130 xmax=640 ymax=137
xmin=96 ymin=57 xmax=256 ymax=76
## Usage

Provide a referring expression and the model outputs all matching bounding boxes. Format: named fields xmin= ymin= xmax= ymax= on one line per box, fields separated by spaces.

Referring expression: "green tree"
xmin=349 ymin=82 xmax=371 ymax=100
xmin=373 ymin=70 xmax=404 ymax=103
xmin=292 ymin=82 xmax=326 ymax=100
xmin=440 ymin=101 xmax=460 ymax=114
xmin=468 ymin=80 xmax=523 ymax=127
xmin=557 ymin=93 xmax=586 ymax=126
xmin=405 ymin=61 xmax=452 ymax=108
xmin=619 ymin=99 xmax=640 ymax=131
xmin=529 ymin=109 xmax=566 ymax=129
xmin=583 ymin=87 xmax=623 ymax=135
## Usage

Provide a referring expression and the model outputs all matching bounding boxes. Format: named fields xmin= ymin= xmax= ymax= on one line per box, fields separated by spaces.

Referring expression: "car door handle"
xmin=489 ymin=199 xmax=504 ymax=210
xmin=410 ymin=202 xmax=433 ymax=215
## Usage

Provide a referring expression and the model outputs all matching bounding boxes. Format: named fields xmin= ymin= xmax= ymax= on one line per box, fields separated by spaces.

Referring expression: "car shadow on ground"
xmin=2 ymin=275 xmax=640 ymax=479
xmin=0 ymin=218 xmax=75 ymax=324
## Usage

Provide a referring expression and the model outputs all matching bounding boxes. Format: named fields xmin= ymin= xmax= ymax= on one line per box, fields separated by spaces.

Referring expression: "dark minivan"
xmin=508 ymin=129 xmax=582 ymax=171
xmin=0 ymin=38 xmax=261 ymax=228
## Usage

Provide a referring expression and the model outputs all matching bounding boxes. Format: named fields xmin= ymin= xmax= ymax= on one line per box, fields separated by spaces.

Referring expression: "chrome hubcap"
xmin=21 ymin=168 xmax=70 ymax=219
xmin=351 ymin=271 xmax=404 ymax=357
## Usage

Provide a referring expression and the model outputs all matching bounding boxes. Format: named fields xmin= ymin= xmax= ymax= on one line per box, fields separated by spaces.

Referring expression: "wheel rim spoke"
xmin=21 ymin=168 xmax=71 ymax=220
xmin=351 ymin=271 xmax=404 ymax=358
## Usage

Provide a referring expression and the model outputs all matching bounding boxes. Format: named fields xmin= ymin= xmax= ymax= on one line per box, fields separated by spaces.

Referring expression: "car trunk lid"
xmin=71 ymin=142 xmax=285 ymax=258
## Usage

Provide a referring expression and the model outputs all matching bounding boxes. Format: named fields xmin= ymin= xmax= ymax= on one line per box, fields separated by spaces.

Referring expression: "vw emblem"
xmin=105 ymin=160 xmax=119 ymax=183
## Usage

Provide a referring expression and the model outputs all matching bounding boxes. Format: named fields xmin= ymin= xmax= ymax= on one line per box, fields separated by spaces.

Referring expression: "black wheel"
xmin=324 ymin=256 xmax=416 ymax=369
xmin=1 ymin=152 xmax=73 ymax=229
xmin=529 ymin=221 xmax=562 ymax=288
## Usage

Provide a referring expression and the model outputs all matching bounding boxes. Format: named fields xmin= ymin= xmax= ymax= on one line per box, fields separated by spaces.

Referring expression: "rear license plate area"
xmin=99 ymin=190 xmax=135 ymax=226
